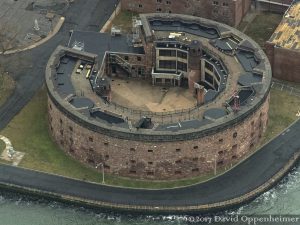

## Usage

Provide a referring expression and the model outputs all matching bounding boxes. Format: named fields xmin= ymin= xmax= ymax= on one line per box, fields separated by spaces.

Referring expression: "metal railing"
xmin=103 ymin=100 xmax=201 ymax=124
xmin=48 ymin=84 xmax=270 ymax=142
xmin=271 ymin=81 xmax=300 ymax=97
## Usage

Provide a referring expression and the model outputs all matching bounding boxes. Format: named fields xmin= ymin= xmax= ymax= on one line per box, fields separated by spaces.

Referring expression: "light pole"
xmin=206 ymin=154 xmax=217 ymax=176
xmin=96 ymin=163 xmax=105 ymax=184
xmin=115 ymin=3 xmax=117 ymax=17
xmin=214 ymin=155 xmax=217 ymax=176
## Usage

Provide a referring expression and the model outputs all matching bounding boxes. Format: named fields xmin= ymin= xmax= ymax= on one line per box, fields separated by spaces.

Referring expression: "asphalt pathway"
xmin=0 ymin=0 xmax=118 ymax=130
xmin=0 ymin=119 xmax=299 ymax=210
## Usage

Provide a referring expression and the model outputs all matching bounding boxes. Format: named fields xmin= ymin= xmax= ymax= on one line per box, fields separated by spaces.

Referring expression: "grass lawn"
xmin=108 ymin=10 xmax=139 ymax=33
xmin=241 ymin=12 xmax=282 ymax=49
xmin=237 ymin=20 xmax=248 ymax=32
xmin=1 ymin=87 xmax=102 ymax=182
xmin=0 ymin=71 xmax=15 ymax=106
xmin=259 ymin=89 xmax=300 ymax=145
xmin=0 ymin=139 xmax=5 ymax=152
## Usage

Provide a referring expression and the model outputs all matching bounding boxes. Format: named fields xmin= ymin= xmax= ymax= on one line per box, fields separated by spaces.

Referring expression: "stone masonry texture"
xmin=48 ymin=94 xmax=270 ymax=180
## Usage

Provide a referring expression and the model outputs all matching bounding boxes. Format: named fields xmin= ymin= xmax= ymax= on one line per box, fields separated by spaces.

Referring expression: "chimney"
xmin=195 ymin=84 xmax=205 ymax=105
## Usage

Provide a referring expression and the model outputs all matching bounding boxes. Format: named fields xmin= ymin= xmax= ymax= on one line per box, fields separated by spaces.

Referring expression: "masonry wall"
xmin=105 ymin=52 xmax=152 ymax=78
xmin=48 ymin=93 xmax=270 ymax=180
xmin=255 ymin=0 xmax=292 ymax=13
xmin=265 ymin=42 xmax=300 ymax=82
xmin=234 ymin=0 xmax=252 ymax=27
xmin=121 ymin=0 xmax=251 ymax=27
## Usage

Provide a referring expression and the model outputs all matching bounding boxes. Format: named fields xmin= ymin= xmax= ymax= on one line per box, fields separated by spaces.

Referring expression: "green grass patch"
xmin=0 ymin=140 xmax=5 ymax=152
xmin=1 ymin=86 xmax=299 ymax=189
xmin=0 ymin=72 xmax=15 ymax=106
xmin=237 ymin=21 xmax=248 ymax=31
xmin=242 ymin=13 xmax=282 ymax=49
xmin=1 ymin=87 xmax=101 ymax=182
xmin=109 ymin=10 xmax=139 ymax=33
xmin=259 ymin=89 xmax=300 ymax=145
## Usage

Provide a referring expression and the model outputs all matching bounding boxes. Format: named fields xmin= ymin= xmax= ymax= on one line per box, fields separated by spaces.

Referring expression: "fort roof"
xmin=68 ymin=31 xmax=144 ymax=63
xmin=46 ymin=14 xmax=272 ymax=140
xmin=268 ymin=0 xmax=300 ymax=50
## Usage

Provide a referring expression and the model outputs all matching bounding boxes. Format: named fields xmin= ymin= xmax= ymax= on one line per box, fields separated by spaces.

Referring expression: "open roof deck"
xmin=268 ymin=1 xmax=300 ymax=50
xmin=46 ymin=13 xmax=271 ymax=135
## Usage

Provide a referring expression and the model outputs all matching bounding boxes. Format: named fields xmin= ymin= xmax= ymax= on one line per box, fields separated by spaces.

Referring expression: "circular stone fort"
xmin=46 ymin=13 xmax=271 ymax=180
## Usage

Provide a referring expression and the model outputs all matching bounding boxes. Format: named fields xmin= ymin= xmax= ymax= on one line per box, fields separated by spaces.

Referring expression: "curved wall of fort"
xmin=48 ymin=94 xmax=269 ymax=179
xmin=46 ymin=14 xmax=272 ymax=180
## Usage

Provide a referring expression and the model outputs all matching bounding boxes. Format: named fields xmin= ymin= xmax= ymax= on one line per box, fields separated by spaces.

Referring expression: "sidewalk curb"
xmin=100 ymin=2 xmax=121 ymax=33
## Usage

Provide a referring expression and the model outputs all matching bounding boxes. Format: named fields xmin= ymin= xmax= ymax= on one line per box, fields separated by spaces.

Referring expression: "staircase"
xmin=109 ymin=54 xmax=132 ymax=75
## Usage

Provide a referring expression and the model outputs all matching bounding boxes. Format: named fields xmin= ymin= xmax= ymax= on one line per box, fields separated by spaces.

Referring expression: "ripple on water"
xmin=234 ymin=166 xmax=300 ymax=214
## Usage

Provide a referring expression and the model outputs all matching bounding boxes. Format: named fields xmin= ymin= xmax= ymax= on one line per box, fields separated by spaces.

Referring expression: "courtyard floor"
xmin=111 ymin=78 xmax=196 ymax=112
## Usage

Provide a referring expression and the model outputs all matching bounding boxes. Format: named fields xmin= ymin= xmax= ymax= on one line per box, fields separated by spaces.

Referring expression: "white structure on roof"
xmin=34 ymin=19 xmax=40 ymax=31
xmin=72 ymin=41 xmax=85 ymax=51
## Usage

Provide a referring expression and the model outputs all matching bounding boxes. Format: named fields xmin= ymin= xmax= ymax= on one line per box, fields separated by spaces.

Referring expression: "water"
xmin=0 ymin=167 xmax=299 ymax=225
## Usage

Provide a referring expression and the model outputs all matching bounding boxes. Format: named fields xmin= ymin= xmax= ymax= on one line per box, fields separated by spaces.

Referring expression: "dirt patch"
xmin=110 ymin=78 xmax=196 ymax=112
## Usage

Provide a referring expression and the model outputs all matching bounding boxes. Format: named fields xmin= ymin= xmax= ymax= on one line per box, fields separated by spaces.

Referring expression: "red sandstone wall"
xmin=121 ymin=0 xmax=186 ymax=13
xmin=107 ymin=53 xmax=150 ymax=77
xmin=244 ymin=0 xmax=252 ymax=14
xmin=265 ymin=42 xmax=275 ymax=69
xmin=256 ymin=2 xmax=289 ymax=12
xmin=255 ymin=0 xmax=292 ymax=13
xmin=265 ymin=42 xmax=300 ymax=82
xmin=121 ymin=0 xmax=249 ymax=26
xmin=48 ymin=93 xmax=270 ymax=180
xmin=234 ymin=0 xmax=252 ymax=27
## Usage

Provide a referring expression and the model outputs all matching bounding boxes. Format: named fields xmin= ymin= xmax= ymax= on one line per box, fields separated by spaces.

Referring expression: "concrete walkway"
xmin=0 ymin=136 xmax=13 ymax=154
xmin=0 ymin=135 xmax=25 ymax=166
xmin=0 ymin=135 xmax=24 ymax=166
xmin=0 ymin=118 xmax=299 ymax=213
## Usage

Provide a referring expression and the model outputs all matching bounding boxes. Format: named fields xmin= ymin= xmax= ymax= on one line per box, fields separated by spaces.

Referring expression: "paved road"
xmin=0 ymin=0 xmax=118 ymax=130
xmin=0 ymin=118 xmax=299 ymax=211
